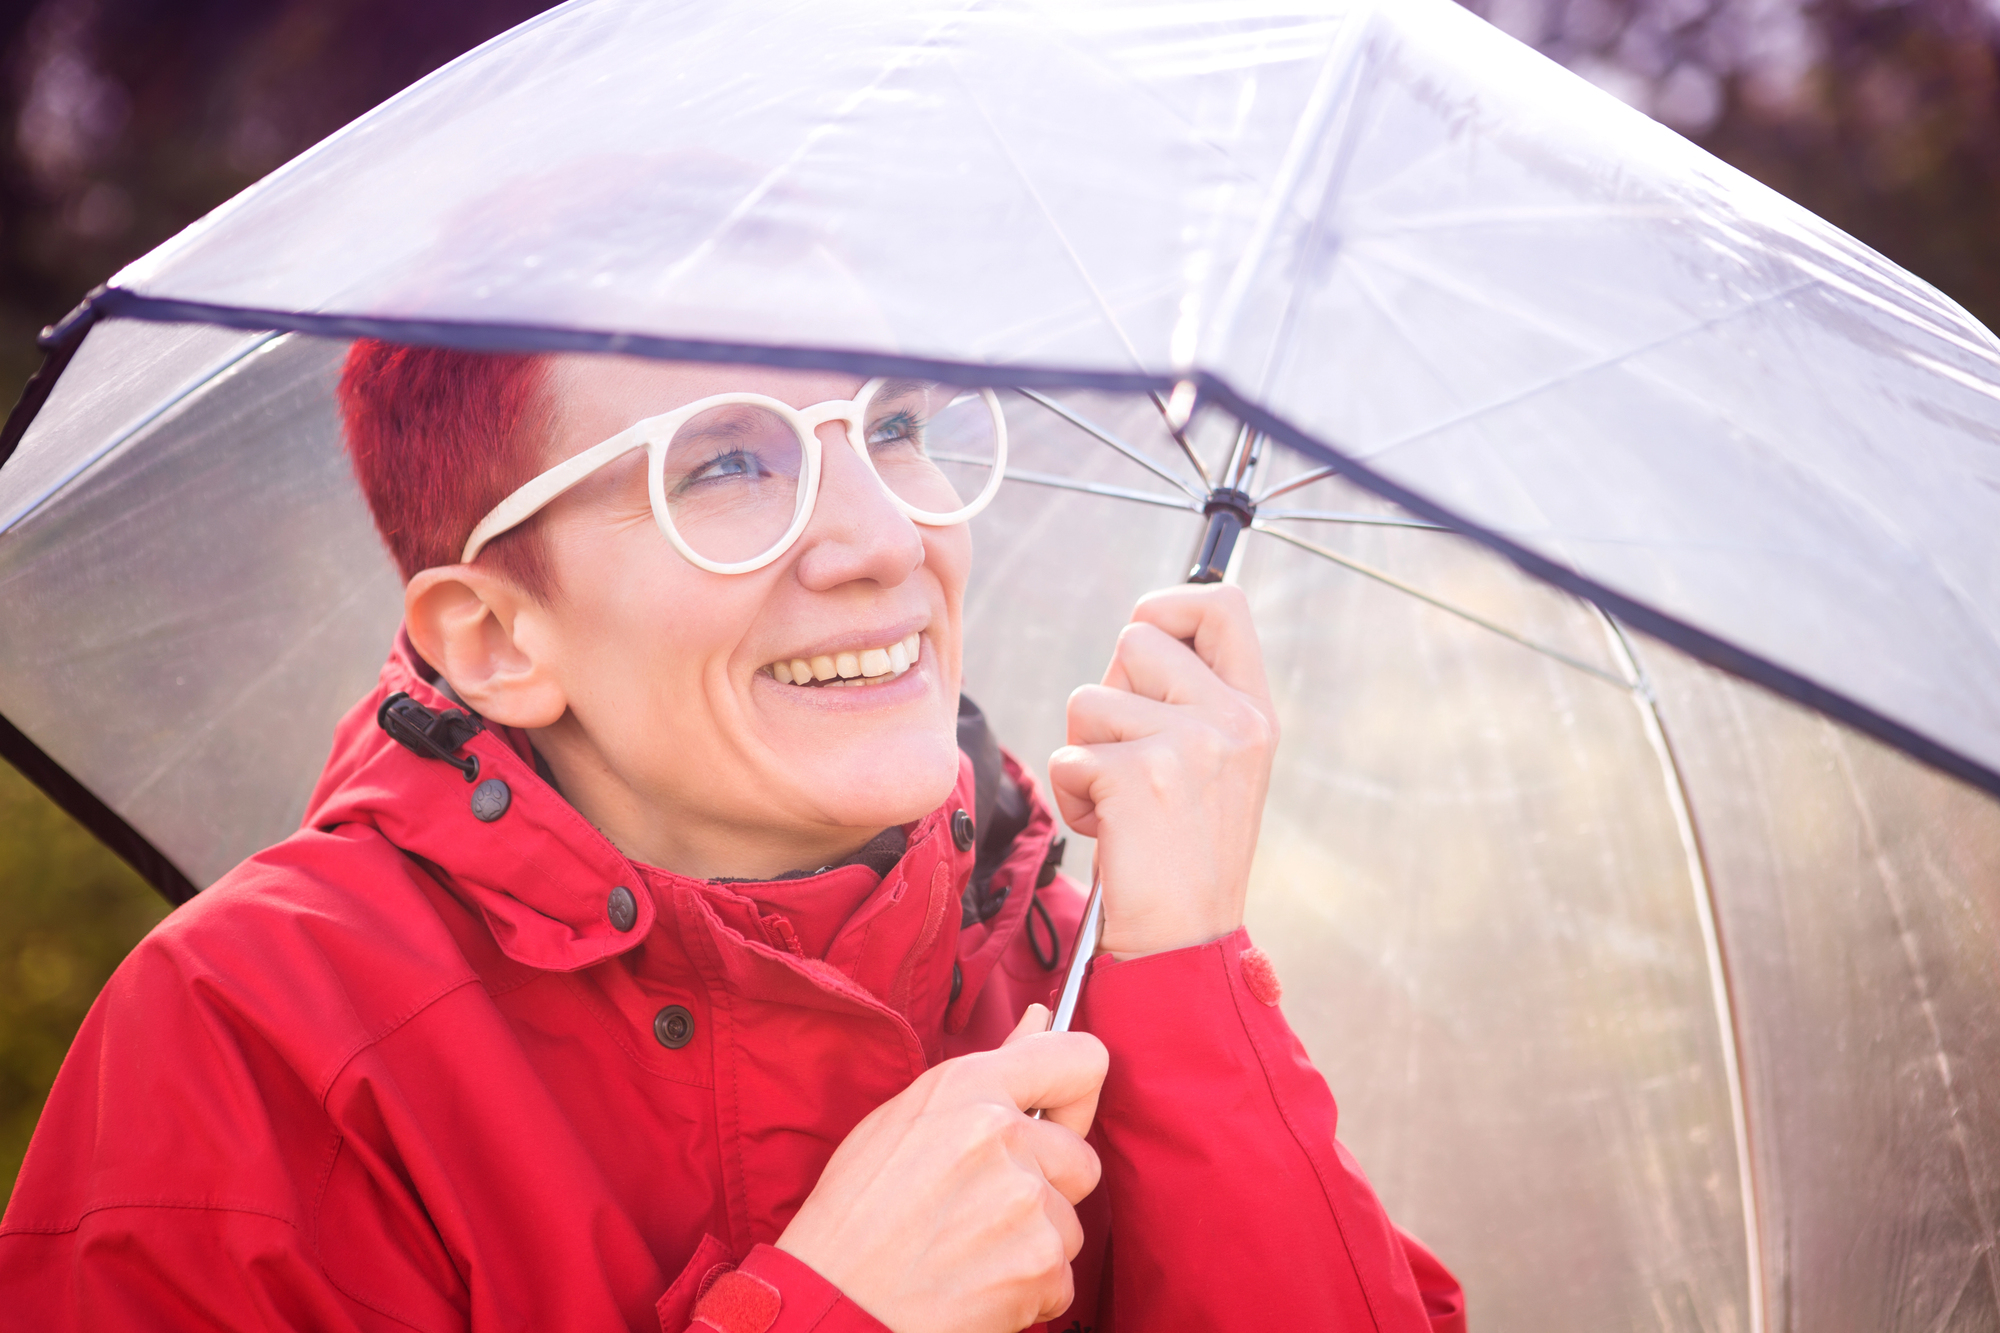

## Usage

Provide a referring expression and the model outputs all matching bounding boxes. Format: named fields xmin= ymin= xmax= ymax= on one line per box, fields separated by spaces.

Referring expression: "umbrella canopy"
xmin=2 ymin=0 xmax=1998 ymax=1329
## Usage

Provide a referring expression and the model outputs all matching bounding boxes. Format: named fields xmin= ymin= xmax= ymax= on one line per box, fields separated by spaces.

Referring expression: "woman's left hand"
xmin=1047 ymin=583 xmax=1278 ymax=959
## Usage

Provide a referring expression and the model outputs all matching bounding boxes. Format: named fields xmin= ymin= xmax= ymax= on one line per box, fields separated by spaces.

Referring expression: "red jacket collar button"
xmin=654 ymin=1005 xmax=694 ymax=1049
xmin=470 ymin=778 xmax=511 ymax=822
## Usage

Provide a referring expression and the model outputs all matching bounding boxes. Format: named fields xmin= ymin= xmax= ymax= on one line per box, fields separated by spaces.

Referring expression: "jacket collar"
xmin=303 ymin=632 xmax=1060 ymax=994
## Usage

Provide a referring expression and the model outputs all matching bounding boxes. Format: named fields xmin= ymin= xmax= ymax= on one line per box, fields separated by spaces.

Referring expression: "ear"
xmin=404 ymin=566 xmax=569 ymax=730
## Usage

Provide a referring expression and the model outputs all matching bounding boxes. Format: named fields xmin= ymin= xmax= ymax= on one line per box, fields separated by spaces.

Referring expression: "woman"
xmin=0 ymin=342 xmax=1464 ymax=1332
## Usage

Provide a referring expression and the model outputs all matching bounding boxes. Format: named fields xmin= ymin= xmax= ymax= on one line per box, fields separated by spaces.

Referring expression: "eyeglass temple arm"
xmin=459 ymin=423 xmax=653 ymax=564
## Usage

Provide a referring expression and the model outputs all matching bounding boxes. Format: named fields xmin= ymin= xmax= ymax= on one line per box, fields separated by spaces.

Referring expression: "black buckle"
xmin=377 ymin=692 xmax=483 ymax=782
xmin=1036 ymin=835 xmax=1067 ymax=889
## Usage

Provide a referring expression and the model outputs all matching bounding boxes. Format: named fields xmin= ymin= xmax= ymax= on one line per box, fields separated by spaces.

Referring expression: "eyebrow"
xmin=675 ymin=406 xmax=779 ymax=442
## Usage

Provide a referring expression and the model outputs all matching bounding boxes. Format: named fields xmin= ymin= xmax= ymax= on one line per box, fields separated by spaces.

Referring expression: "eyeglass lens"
xmin=660 ymin=381 xmax=999 ymax=565
xmin=863 ymin=380 xmax=998 ymax=517
xmin=659 ymin=402 xmax=807 ymax=565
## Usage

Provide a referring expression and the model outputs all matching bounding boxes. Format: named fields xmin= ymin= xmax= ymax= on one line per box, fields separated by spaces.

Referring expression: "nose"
xmin=789 ymin=419 xmax=925 ymax=590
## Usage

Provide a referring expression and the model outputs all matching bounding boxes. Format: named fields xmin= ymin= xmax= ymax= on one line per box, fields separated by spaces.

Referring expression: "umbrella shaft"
xmin=1045 ymin=866 xmax=1103 ymax=1035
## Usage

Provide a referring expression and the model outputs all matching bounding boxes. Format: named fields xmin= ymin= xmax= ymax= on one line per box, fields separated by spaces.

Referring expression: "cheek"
xmin=546 ymin=531 xmax=747 ymax=697
xmin=926 ymin=525 xmax=972 ymax=610
xmin=924 ymin=525 xmax=972 ymax=682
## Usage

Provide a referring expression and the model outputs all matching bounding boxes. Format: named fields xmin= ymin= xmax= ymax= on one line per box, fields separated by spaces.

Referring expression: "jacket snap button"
xmin=951 ymin=808 xmax=976 ymax=852
xmin=469 ymin=778 xmax=511 ymax=822
xmin=607 ymin=886 xmax=638 ymax=932
xmin=654 ymin=1005 xmax=694 ymax=1049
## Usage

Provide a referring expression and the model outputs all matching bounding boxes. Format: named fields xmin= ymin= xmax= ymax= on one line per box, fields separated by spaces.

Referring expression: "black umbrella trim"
xmin=0 ymin=710 xmax=199 ymax=905
xmin=3 ymin=285 xmax=1997 ymax=902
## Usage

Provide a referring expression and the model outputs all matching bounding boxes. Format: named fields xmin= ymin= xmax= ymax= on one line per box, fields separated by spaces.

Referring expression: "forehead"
xmin=544 ymin=354 xmax=869 ymax=448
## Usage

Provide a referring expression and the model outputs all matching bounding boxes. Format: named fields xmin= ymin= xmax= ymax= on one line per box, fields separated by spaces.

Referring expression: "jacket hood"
xmin=302 ymin=631 xmax=1063 ymax=1027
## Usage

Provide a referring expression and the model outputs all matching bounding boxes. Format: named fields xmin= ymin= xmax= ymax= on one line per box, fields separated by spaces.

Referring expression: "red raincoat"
xmin=1 ymin=637 xmax=1465 ymax=1332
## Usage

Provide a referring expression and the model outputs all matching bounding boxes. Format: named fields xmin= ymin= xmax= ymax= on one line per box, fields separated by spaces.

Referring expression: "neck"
xmin=534 ymin=740 xmax=885 ymax=881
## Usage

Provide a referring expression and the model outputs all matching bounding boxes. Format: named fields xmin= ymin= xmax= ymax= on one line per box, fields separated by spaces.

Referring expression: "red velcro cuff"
xmin=1239 ymin=945 xmax=1282 ymax=1005
xmin=692 ymin=1269 xmax=783 ymax=1333
xmin=726 ymin=1245 xmax=892 ymax=1333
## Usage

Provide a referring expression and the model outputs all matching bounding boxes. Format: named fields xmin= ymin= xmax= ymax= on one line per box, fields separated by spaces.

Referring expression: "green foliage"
xmin=0 ymin=762 xmax=167 ymax=1206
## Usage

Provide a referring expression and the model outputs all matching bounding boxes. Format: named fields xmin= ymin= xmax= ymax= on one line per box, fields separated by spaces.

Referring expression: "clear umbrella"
xmin=2 ymin=1 xmax=1998 ymax=1329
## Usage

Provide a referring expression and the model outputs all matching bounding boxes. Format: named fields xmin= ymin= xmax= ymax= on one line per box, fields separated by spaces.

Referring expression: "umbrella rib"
xmin=0 ymin=330 xmax=284 ymax=537
xmin=1250 ymin=521 xmax=1629 ymax=689
xmin=1150 ymin=390 xmax=1215 ymax=490
xmin=1347 ymin=275 xmax=1823 ymax=469
xmin=1258 ymin=507 xmax=1445 ymax=530
xmin=1001 ymin=467 xmax=1201 ymax=512
xmin=1013 ymin=388 xmax=1204 ymax=500
xmin=1595 ymin=613 xmax=1767 ymax=1333
xmin=1253 ymin=464 xmax=1342 ymax=506
xmin=1205 ymin=13 xmax=1373 ymax=383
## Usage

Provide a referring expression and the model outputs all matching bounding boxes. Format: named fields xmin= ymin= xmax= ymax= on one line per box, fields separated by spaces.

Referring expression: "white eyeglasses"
xmin=462 ymin=377 xmax=1008 ymax=575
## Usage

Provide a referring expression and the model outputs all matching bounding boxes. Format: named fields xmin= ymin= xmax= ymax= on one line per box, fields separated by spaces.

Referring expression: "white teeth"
xmin=769 ymin=634 xmax=925 ymax=687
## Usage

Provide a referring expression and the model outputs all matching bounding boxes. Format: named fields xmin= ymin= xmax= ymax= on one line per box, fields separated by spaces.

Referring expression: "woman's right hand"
xmin=775 ymin=1006 xmax=1107 ymax=1333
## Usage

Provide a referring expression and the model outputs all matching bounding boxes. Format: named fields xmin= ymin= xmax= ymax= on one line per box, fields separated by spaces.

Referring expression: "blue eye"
xmin=867 ymin=410 xmax=927 ymax=453
xmin=678 ymin=450 xmax=770 ymax=491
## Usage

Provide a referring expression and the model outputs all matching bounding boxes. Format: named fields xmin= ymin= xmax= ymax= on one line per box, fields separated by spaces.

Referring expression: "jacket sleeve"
xmin=1070 ymin=927 xmax=1466 ymax=1332
xmin=0 ymin=948 xmax=402 ymax=1332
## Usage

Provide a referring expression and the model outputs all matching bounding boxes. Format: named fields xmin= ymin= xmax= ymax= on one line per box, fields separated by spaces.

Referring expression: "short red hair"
xmin=337 ymin=339 xmax=557 ymax=600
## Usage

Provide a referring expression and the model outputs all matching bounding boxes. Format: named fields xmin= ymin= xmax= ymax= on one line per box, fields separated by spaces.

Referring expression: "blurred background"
xmin=0 ymin=0 xmax=1995 ymax=1206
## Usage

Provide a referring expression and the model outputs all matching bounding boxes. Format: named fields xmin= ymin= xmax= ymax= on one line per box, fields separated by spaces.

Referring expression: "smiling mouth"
xmin=766 ymin=633 xmax=922 ymax=689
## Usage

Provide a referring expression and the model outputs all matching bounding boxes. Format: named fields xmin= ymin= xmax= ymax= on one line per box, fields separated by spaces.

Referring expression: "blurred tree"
xmin=1 ymin=0 xmax=560 ymax=392
xmin=1461 ymin=0 xmax=2000 ymax=330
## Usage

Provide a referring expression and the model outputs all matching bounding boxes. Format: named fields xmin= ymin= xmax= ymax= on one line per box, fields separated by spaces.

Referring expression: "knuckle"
xmin=1138 ymin=736 xmax=1183 ymax=778
xmin=1140 ymin=753 xmax=1180 ymax=800
xmin=1001 ymin=1170 xmax=1046 ymax=1219
xmin=930 ymin=1059 xmax=977 ymax=1099
xmin=1047 ymin=745 xmax=1089 ymax=777
xmin=1036 ymin=1224 xmax=1070 ymax=1277
xmin=1223 ymin=699 xmax=1274 ymax=751
xmin=966 ymin=1100 xmax=1017 ymax=1141
xmin=1117 ymin=620 xmax=1164 ymax=654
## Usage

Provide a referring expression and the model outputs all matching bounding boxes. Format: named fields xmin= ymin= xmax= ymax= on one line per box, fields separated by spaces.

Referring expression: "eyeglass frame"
xmin=459 ymin=377 xmax=1009 ymax=576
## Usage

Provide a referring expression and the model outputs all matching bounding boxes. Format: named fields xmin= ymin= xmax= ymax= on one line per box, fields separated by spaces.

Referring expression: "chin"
xmin=804 ymin=727 xmax=963 ymax=829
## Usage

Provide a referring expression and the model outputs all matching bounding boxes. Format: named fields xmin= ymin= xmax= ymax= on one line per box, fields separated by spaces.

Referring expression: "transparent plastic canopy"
xmin=49 ymin=0 xmax=2000 ymax=796
xmin=2 ymin=1 xmax=1999 ymax=1330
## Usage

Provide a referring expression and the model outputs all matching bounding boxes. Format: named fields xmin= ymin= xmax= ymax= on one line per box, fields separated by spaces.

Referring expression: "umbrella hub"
xmin=1189 ymin=487 xmax=1256 ymax=584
